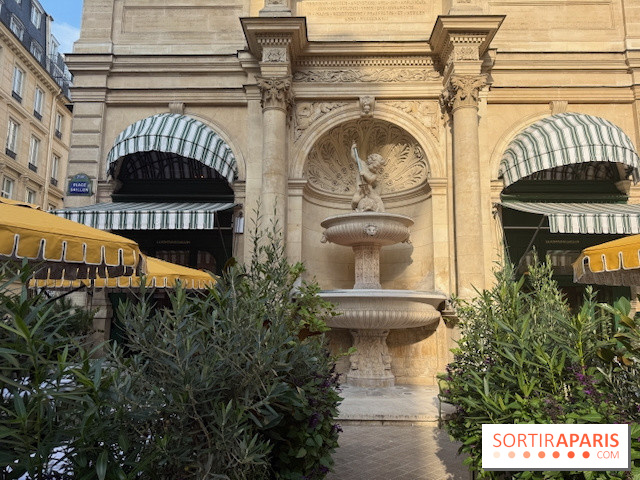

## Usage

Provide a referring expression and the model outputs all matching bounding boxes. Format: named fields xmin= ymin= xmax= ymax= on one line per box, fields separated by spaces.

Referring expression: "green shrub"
xmin=0 ymin=265 xmax=98 ymax=479
xmin=439 ymin=259 xmax=640 ymax=480
xmin=86 ymin=223 xmax=341 ymax=479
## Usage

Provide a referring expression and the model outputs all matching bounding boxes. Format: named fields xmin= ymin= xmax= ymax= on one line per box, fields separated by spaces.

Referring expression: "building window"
xmin=50 ymin=38 xmax=59 ymax=59
xmin=12 ymin=66 xmax=24 ymax=101
xmin=30 ymin=3 xmax=42 ymax=29
xmin=30 ymin=41 xmax=43 ymax=62
xmin=28 ymin=136 xmax=40 ymax=172
xmin=33 ymin=87 xmax=44 ymax=120
xmin=6 ymin=119 xmax=19 ymax=158
xmin=1 ymin=177 xmax=14 ymax=199
xmin=50 ymin=154 xmax=59 ymax=186
xmin=10 ymin=15 xmax=24 ymax=41
xmin=25 ymin=187 xmax=36 ymax=204
xmin=54 ymin=113 xmax=63 ymax=139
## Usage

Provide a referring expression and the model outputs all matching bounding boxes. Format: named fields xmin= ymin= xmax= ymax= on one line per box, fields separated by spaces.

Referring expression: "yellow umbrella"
xmin=30 ymin=256 xmax=217 ymax=290
xmin=573 ymin=235 xmax=640 ymax=286
xmin=0 ymin=197 xmax=144 ymax=279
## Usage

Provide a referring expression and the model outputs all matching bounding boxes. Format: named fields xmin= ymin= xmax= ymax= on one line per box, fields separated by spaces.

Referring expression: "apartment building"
xmin=0 ymin=0 xmax=72 ymax=210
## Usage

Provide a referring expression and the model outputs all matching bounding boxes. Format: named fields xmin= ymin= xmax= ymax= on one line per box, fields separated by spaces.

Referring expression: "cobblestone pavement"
xmin=326 ymin=425 xmax=469 ymax=480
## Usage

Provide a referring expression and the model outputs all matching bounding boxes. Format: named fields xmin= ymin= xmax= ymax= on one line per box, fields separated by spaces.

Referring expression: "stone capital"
xmin=442 ymin=74 xmax=487 ymax=112
xmin=256 ymin=75 xmax=292 ymax=112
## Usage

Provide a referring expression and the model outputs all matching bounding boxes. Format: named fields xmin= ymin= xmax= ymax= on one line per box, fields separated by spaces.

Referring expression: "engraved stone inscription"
xmin=298 ymin=0 xmax=429 ymax=23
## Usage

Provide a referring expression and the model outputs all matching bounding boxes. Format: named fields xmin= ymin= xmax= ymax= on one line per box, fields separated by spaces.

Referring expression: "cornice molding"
xmin=295 ymin=56 xmax=433 ymax=68
xmin=429 ymin=15 xmax=504 ymax=76
xmin=102 ymin=89 xmax=248 ymax=105
xmin=241 ymin=16 xmax=308 ymax=64
xmin=487 ymin=87 xmax=635 ymax=104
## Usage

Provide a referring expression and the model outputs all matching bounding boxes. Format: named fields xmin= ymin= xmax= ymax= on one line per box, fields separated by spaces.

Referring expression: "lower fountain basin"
xmin=319 ymin=289 xmax=446 ymax=330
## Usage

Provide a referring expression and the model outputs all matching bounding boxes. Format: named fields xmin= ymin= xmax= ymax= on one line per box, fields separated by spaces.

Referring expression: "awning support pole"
xmin=516 ymin=214 xmax=547 ymax=272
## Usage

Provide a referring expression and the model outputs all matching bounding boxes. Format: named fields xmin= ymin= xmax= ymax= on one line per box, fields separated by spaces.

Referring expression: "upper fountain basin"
xmin=320 ymin=212 xmax=414 ymax=247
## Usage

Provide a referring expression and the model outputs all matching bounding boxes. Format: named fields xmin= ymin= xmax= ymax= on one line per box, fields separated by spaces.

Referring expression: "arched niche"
xmin=300 ymin=117 xmax=436 ymax=292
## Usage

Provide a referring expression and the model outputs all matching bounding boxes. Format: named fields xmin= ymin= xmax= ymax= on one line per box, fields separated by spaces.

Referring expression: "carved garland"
xmin=293 ymin=68 xmax=440 ymax=83
xmin=304 ymin=118 xmax=429 ymax=196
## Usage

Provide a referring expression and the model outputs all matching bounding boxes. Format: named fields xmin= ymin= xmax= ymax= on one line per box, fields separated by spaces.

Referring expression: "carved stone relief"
xmin=262 ymin=47 xmax=288 ymax=63
xmin=304 ymin=118 xmax=429 ymax=196
xmin=359 ymin=96 xmax=375 ymax=116
xmin=294 ymin=102 xmax=348 ymax=141
xmin=454 ymin=45 xmax=479 ymax=62
xmin=293 ymin=68 xmax=440 ymax=83
xmin=384 ymin=101 xmax=441 ymax=140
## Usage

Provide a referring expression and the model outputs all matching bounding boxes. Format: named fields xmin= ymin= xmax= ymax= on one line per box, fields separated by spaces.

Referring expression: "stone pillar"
xmin=353 ymin=244 xmax=382 ymax=289
xmin=445 ymin=75 xmax=487 ymax=298
xmin=242 ymin=18 xmax=307 ymax=240
xmin=429 ymin=15 xmax=504 ymax=298
xmin=257 ymin=75 xmax=292 ymax=232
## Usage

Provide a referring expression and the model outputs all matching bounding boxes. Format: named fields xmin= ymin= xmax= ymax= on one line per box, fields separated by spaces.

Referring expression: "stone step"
xmin=336 ymin=384 xmax=456 ymax=425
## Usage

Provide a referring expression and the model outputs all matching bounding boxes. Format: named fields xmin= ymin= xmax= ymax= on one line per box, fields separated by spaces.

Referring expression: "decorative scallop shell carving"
xmin=304 ymin=118 xmax=429 ymax=197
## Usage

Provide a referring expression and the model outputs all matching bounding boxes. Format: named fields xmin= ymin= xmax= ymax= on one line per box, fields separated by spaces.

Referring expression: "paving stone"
xmin=326 ymin=425 xmax=469 ymax=480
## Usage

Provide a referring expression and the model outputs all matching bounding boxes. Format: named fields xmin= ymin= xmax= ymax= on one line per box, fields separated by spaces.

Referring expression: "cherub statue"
xmin=350 ymin=142 xmax=386 ymax=212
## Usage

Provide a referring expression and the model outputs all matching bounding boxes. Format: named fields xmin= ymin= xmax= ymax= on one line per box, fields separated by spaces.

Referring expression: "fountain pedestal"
xmin=320 ymin=212 xmax=445 ymax=387
xmin=349 ymin=329 xmax=394 ymax=387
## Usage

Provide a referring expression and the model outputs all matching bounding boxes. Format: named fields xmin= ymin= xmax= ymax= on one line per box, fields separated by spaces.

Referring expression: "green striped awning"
xmin=498 ymin=113 xmax=640 ymax=187
xmin=499 ymin=201 xmax=640 ymax=234
xmin=106 ymin=114 xmax=237 ymax=183
xmin=55 ymin=202 xmax=235 ymax=230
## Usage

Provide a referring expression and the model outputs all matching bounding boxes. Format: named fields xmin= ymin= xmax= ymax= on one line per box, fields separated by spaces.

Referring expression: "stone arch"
xmin=290 ymin=101 xmax=444 ymax=180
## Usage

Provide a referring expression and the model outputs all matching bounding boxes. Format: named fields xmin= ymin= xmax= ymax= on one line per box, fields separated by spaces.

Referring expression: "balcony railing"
xmin=28 ymin=163 xmax=37 ymax=173
xmin=5 ymin=148 xmax=16 ymax=159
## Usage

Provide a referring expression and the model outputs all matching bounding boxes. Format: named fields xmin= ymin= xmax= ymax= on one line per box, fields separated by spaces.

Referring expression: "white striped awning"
xmin=106 ymin=114 xmax=237 ymax=183
xmin=499 ymin=113 xmax=640 ymax=187
xmin=499 ymin=201 xmax=640 ymax=234
xmin=55 ymin=202 xmax=235 ymax=230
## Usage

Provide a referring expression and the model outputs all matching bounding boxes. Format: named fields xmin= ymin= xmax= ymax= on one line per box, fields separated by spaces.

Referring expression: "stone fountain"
xmin=320 ymin=143 xmax=446 ymax=387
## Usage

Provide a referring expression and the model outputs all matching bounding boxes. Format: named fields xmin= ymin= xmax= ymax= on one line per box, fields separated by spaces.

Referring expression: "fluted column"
xmin=257 ymin=76 xmax=292 ymax=231
xmin=445 ymin=75 xmax=487 ymax=298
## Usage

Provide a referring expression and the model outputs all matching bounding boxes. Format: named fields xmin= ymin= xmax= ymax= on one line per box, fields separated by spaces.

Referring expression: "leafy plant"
xmin=439 ymin=258 xmax=640 ymax=480
xmin=0 ymin=265 xmax=98 ymax=479
xmin=94 ymin=219 xmax=341 ymax=479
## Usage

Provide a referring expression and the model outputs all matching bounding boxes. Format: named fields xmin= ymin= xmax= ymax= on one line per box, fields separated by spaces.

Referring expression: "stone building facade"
xmin=63 ymin=0 xmax=640 ymax=385
xmin=0 ymin=0 xmax=73 ymax=210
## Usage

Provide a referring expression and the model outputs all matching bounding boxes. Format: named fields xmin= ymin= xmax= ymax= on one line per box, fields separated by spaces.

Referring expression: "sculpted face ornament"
xmin=363 ymin=224 xmax=378 ymax=236
xmin=350 ymin=142 xmax=387 ymax=213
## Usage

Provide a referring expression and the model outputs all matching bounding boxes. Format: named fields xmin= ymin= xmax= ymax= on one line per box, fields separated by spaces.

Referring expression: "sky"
xmin=39 ymin=0 xmax=84 ymax=55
